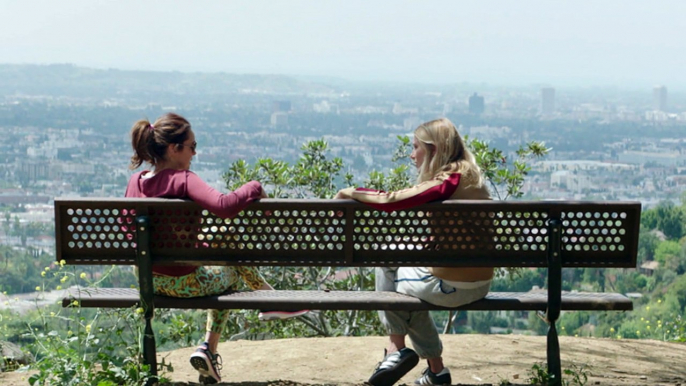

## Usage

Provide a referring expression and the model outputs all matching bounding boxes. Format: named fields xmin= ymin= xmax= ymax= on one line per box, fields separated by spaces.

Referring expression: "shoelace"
xmin=211 ymin=352 xmax=223 ymax=372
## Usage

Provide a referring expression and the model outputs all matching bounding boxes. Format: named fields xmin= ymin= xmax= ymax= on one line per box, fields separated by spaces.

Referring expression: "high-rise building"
xmin=653 ymin=85 xmax=668 ymax=111
xmin=272 ymin=100 xmax=291 ymax=113
xmin=270 ymin=112 xmax=289 ymax=128
xmin=541 ymin=87 xmax=555 ymax=115
xmin=468 ymin=93 xmax=485 ymax=115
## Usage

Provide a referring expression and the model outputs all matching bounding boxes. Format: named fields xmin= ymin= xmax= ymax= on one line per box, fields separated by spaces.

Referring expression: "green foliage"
xmin=468 ymin=311 xmax=499 ymax=334
xmin=527 ymin=362 xmax=589 ymax=386
xmin=224 ymin=139 xmax=346 ymax=199
xmin=641 ymin=201 xmax=685 ymax=240
xmin=0 ymin=245 xmax=58 ymax=294
xmin=469 ymin=137 xmax=550 ymax=200
xmin=637 ymin=227 xmax=660 ymax=264
xmin=655 ymin=240 xmax=682 ymax=264
xmin=4 ymin=263 xmax=171 ymax=385
xmin=491 ymin=268 xmax=546 ymax=292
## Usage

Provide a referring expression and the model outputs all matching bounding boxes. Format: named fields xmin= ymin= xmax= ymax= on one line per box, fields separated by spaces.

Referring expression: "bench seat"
xmin=64 ymin=287 xmax=633 ymax=312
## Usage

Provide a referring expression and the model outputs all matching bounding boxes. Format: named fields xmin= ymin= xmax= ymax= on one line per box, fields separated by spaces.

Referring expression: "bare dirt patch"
xmin=2 ymin=335 xmax=684 ymax=385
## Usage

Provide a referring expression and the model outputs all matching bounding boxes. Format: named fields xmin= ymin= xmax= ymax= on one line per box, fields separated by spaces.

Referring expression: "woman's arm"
xmin=336 ymin=173 xmax=461 ymax=212
xmin=185 ymin=171 xmax=264 ymax=218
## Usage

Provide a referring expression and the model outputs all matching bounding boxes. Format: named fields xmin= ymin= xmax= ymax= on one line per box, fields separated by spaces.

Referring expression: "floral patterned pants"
xmin=152 ymin=266 xmax=266 ymax=333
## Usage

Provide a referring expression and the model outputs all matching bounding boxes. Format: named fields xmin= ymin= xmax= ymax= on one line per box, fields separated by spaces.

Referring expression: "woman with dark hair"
xmin=126 ymin=112 xmax=306 ymax=384
xmin=336 ymin=118 xmax=493 ymax=386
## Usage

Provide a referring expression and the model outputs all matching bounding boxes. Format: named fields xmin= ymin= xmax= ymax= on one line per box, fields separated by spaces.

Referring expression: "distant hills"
xmin=0 ymin=64 xmax=336 ymax=99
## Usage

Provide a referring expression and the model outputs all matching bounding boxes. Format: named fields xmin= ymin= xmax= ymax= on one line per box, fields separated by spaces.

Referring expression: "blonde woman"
xmin=336 ymin=118 xmax=493 ymax=386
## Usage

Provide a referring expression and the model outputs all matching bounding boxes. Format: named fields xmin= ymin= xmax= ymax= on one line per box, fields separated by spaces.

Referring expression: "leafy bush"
xmin=7 ymin=262 xmax=171 ymax=385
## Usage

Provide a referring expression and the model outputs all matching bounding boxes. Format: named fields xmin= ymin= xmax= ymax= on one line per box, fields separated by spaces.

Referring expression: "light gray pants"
xmin=376 ymin=267 xmax=491 ymax=359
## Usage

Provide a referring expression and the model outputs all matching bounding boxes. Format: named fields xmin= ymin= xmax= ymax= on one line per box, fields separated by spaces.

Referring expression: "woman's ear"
xmin=167 ymin=143 xmax=180 ymax=155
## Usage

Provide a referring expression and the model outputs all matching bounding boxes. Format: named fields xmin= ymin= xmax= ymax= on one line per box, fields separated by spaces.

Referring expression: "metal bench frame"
xmin=55 ymin=198 xmax=640 ymax=386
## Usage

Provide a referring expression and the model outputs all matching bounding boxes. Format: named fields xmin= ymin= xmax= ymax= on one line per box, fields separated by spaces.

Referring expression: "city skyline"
xmin=1 ymin=0 xmax=685 ymax=90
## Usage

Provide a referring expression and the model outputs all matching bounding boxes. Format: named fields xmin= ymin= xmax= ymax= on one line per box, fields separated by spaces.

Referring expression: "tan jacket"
xmin=427 ymin=174 xmax=494 ymax=282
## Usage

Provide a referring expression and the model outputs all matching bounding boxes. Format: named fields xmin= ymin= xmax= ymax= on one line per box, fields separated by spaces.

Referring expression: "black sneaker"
xmin=258 ymin=309 xmax=309 ymax=321
xmin=415 ymin=366 xmax=451 ymax=386
xmin=368 ymin=347 xmax=420 ymax=386
xmin=189 ymin=343 xmax=223 ymax=384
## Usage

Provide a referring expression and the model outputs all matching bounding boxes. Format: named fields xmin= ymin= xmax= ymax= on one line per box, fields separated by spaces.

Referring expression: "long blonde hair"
xmin=414 ymin=118 xmax=483 ymax=186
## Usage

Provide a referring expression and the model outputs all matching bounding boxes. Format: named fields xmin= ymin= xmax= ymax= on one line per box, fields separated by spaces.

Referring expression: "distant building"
xmin=272 ymin=100 xmax=291 ymax=113
xmin=540 ymin=87 xmax=555 ymax=115
xmin=550 ymin=170 xmax=591 ymax=192
xmin=653 ymin=85 xmax=667 ymax=111
xmin=313 ymin=100 xmax=339 ymax=114
xmin=617 ymin=150 xmax=685 ymax=167
xmin=468 ymin=93 xmax=485 ymax=115
xmin=270 ymin=112 xmax=289 ymax=128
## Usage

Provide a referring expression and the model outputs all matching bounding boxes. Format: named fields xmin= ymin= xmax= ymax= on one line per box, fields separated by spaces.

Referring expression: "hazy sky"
xmin=1 ymin=0 xmax=685 ymax=88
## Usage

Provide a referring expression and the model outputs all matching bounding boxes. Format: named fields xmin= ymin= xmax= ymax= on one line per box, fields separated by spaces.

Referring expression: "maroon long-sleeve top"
xmin=125 ymin=169 xmax=263 ymax=276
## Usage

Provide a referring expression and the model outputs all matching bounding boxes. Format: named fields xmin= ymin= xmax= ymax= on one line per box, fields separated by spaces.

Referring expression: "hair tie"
xmin=149 ymin=123 xmax=155 ymax=131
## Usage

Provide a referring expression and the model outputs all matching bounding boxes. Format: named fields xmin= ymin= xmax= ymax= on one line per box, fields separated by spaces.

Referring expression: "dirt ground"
xmin=2 ymin=335 xmax=685 ymax=386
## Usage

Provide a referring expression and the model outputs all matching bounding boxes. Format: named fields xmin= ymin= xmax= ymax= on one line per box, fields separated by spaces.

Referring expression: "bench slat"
xmin=63 ymin=287 xmax=633 ymax=312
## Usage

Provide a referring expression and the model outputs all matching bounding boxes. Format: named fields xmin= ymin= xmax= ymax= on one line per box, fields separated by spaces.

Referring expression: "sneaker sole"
xmin=190 ymin=353 xmax=220 ymax=383
xmin=199 ymin=375 xmax=218 ymax=385
xmin=369 ymin=351 xmax=420 ymax=386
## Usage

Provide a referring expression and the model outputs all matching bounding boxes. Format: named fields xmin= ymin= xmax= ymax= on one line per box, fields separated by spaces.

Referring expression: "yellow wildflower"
xmin=35 ymin=286 xmax=41 ymax=291
xmin=80 ymin=273 xmax=87 ymax=279
xmin=61 ymin=276 xmax=68 ymax=283
xmin=85 ymin=324 xmax=91 ymax=333
xmin=41 ymin=271 xmax=46 ymax=277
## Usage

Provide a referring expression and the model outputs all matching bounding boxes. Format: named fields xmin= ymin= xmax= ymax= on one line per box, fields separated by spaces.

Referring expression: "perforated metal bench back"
xmin=55 ymin=198 xmax=640 ymax=268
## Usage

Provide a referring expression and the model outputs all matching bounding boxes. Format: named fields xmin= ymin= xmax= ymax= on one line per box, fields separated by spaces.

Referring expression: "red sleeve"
xmin=350 ymin=173 xmax=461 ymax=212
xmin=185 ymin=172 xmax=263 ymax=218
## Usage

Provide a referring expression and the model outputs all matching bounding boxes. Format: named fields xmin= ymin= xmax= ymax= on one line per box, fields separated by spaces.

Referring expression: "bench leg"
xmin=143 ymin=315 xmax=157 ymax=385
xmin=546 ymin=322 xmax=561 ymax=386
xmin=546 ymin=218 xmax=562 ymax=386
xmin=136 ymin=216 xmax=158 ymax=385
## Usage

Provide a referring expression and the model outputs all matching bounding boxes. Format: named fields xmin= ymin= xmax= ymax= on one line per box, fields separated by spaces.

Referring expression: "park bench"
xmin=55 ymin=197 xmax=640 ymax=385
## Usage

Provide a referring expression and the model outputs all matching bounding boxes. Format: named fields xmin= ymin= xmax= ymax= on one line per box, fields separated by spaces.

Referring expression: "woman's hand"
xmin=334 ymin=191 xmax=349 ymax=199
xmin=335 ymin=187 xmax=356 ymax=199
